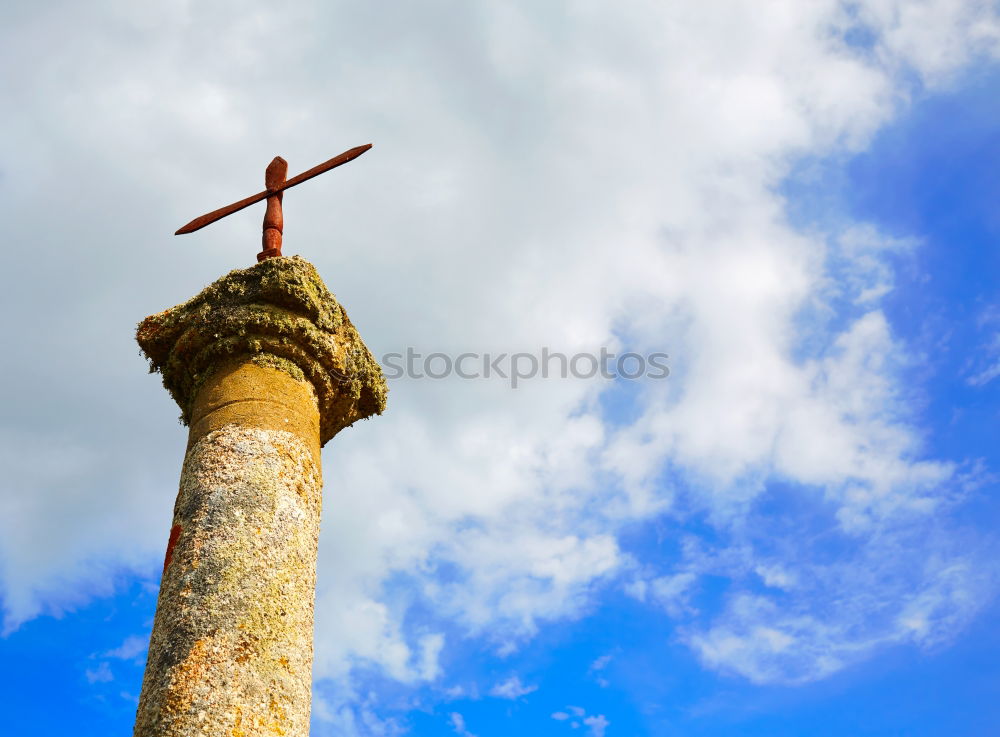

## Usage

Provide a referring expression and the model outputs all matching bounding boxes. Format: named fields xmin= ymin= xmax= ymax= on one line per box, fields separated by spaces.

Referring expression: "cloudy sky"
xmin=2 ymin=1 xmax=999 ymax=735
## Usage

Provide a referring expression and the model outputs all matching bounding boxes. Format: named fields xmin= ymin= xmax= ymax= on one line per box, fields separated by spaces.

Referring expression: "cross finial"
xmin=260 ymin=156 xmax=288 ymax=261
xmin=175 ymin=144 xmax=372 ymax=262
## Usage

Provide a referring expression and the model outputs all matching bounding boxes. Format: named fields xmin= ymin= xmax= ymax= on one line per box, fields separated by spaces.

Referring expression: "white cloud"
xmin=85 ymin=661 xmax=113 ymax=684
xmin=685 ymin=532 xmax=995 ymax=684
xmin=589 ymin=654 xmax=613 ymax=687
xmin=554 ymin=706 xmax=610 ymax=737
xmin=442 ymin=685 xmax=466 ymax=700
xmin=103 ymin=635 xmax=148 ymax=662
xmin=584 ymin=714 xmax=610 ymax=737
xmin=966 ymin=308 xmax=1000 ymax=386
xmin=589 ymin=654 xmax=612 ymax=672
xmin=857 ymin=0 xmax=1000 ymax=83
xmin=967 ymin=352 xmax=1000 ymax=387
xmin=0 ymin=0 xmax=997 ymax=705
xmin=489 ymin=675 xmax=538 ymax=700
xmin=450 ymin=712 xmax=478 ymax=737
xmin=417 ymin=633 xmax=445 ymax=682
xmin=754 ymin=565 xmax=797 ymax=591
xmin=313 ymin=682 xmax=405 ymax=737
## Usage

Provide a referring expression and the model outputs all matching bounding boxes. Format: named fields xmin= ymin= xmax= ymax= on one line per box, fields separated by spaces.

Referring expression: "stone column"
xmin=133 ymin=256 xmax=386 ymax=737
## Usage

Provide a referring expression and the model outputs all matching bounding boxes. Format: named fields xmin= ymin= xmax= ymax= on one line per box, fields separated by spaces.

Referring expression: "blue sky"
xmin=1 ymin=3 xmax=999 ymax=736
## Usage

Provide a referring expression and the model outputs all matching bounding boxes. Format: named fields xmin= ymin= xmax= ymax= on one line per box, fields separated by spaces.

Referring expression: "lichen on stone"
xmin=136 ymin=256 xmax=387 ymax=445
xmin=134 ymin=425 xmax=321 ymax=737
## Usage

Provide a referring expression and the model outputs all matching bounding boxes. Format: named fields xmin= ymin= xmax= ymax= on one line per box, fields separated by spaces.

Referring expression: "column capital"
xmin=137 ymin=256 xmax=386 ymax=445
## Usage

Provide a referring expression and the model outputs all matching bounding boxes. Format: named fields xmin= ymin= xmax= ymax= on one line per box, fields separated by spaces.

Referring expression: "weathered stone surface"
xmin=187 ymin=359 xmax=323 ymax=466
xmin=134 ymin=424 xmax=321 ymax=737
xmin=137 ymin=255 xmax=387 ymax=446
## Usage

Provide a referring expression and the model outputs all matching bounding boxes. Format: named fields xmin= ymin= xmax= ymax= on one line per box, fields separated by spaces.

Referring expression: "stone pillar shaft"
xmin=134 ymin=363 xmax=321 ymax=736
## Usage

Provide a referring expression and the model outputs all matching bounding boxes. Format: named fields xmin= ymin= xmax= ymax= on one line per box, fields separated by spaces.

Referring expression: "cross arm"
xmin=175 ymin=144 xmax=373 ymax=235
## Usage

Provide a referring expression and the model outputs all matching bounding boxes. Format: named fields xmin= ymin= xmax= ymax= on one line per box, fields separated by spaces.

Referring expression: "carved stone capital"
xmin=137 ymin=256 xmax=386 ymax=445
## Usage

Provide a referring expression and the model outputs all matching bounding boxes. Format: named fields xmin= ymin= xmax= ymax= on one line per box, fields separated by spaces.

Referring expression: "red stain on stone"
xmin=163 ymin=524 xmax=182 ymax=574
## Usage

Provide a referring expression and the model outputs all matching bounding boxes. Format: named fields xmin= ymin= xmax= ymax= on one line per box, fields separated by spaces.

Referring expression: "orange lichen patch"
xmin=234 ymin=633 xmax=259 ymax=665
xmin=269 ymin=694 xmax=287 ymax=721
xmin=232 ymin=705 xmax=245 ymax=737
xmin=268 ymin=700 xmax=289 ymax=735
xmin=163 ymin=524 xmax=182 ymax=574
xmin=161 ymin=636 xmax=214 ymax=719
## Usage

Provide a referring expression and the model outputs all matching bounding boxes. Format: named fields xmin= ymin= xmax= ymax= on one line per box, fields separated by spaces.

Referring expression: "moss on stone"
xmin=137 ymin=256 xmax=387 ymax=445
xmin=248 ymin=353 xmax=306 ymax=384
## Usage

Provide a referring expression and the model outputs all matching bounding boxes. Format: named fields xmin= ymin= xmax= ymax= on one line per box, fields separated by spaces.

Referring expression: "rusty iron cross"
xmin=175 ymin=143 xmax=372 ymax=262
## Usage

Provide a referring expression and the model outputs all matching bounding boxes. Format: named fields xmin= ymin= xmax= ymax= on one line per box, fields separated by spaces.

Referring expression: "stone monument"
xmin=133 ymin=147 xmax=386 ymax=736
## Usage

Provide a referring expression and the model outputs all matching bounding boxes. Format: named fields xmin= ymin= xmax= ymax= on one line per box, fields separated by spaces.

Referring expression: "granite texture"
xmin=133 ymin=424 xmax=321 ymax=737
